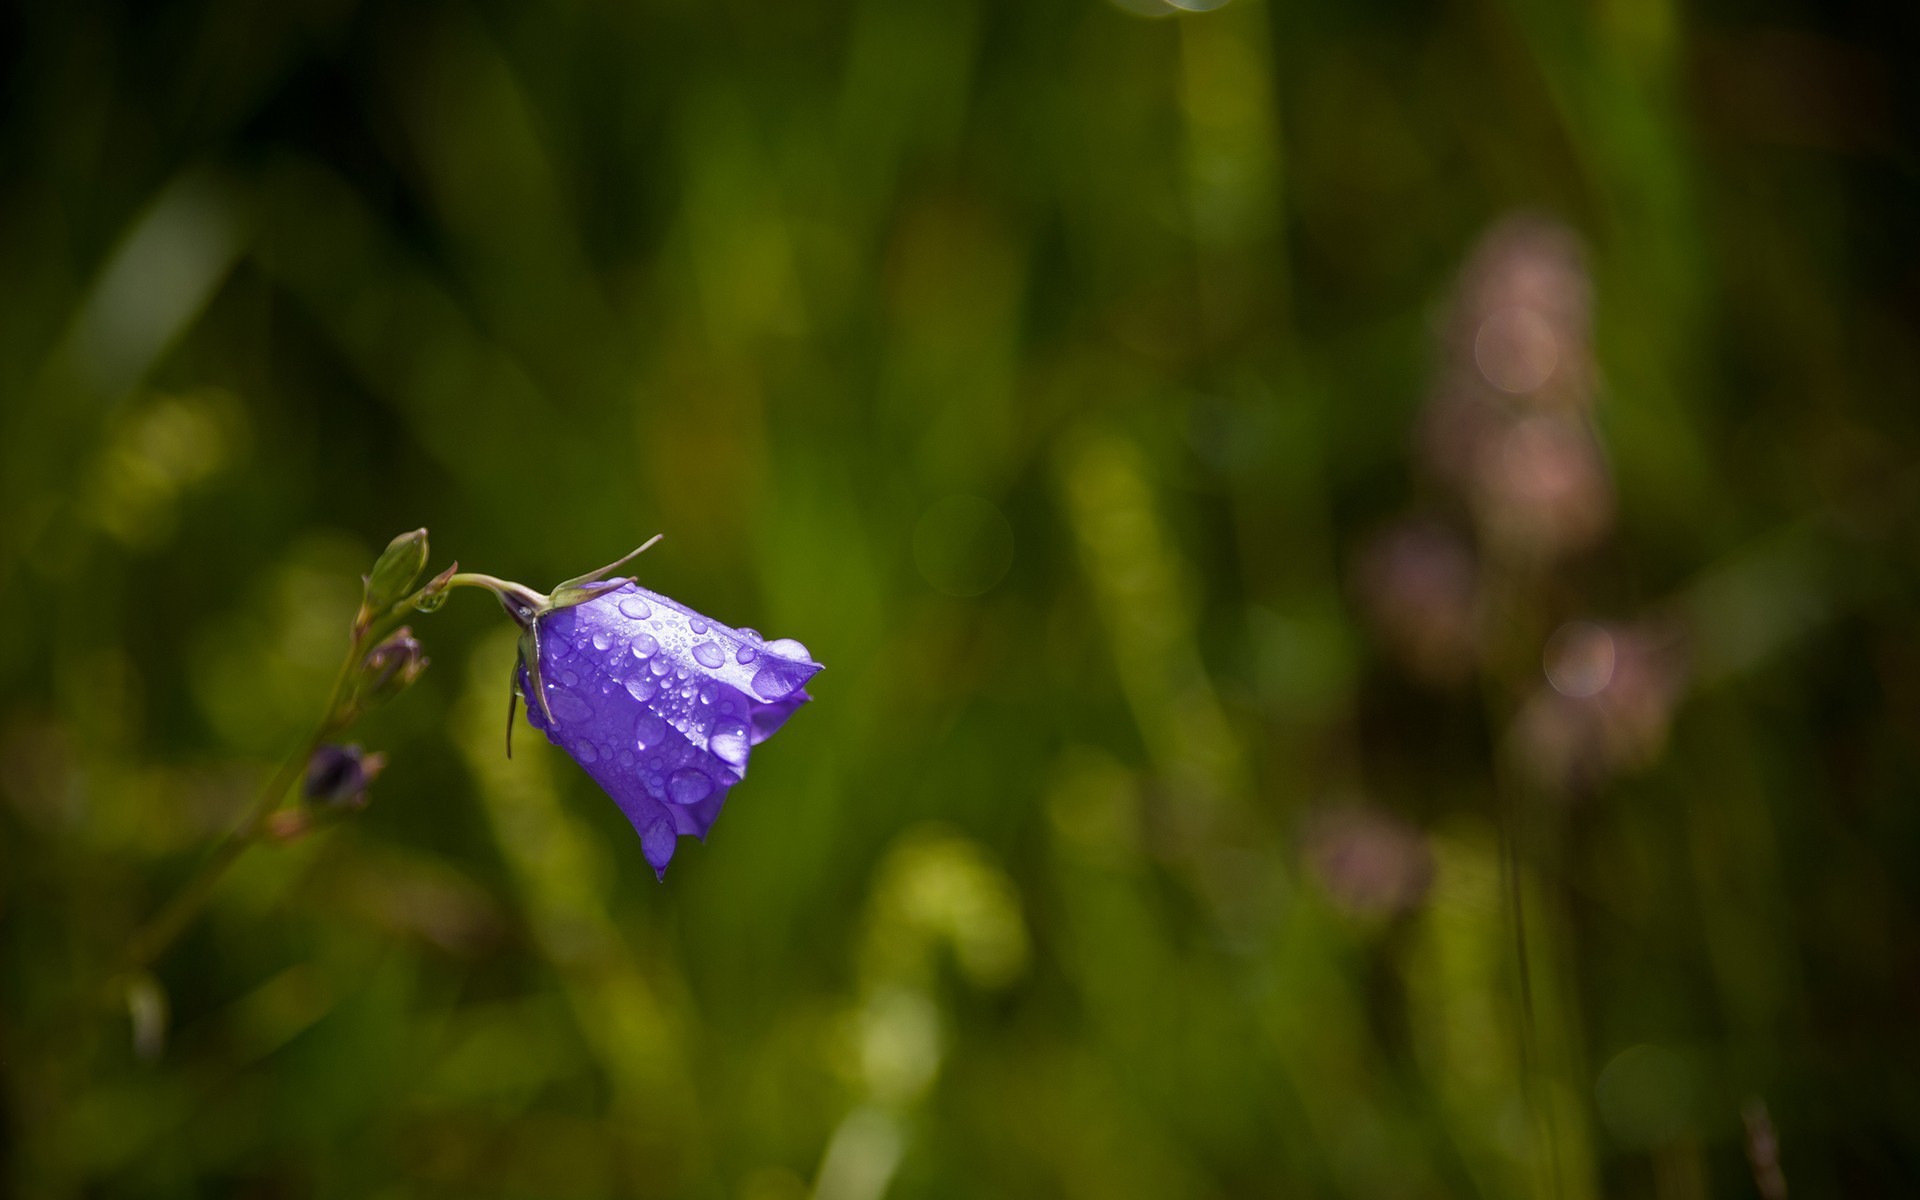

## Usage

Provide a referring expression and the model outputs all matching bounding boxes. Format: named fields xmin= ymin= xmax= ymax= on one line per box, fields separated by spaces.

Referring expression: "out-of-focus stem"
xmin=117 ymin=582 xmax=428 ymax=978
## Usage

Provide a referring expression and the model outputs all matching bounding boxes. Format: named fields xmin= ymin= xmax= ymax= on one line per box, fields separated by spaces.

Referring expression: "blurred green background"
xmin=2 ymin=0 xmax=1916 ymax=1195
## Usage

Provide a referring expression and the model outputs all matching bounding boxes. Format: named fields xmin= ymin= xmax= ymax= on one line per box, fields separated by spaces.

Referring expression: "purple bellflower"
xmin=458 ymin=540 xmax=821 ymax=878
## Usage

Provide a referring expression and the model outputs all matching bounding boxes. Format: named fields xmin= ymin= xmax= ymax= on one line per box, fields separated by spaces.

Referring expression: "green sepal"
xmin=411 ymin=561 xmax=459 ymax=613
xmin=545 ymin=535 xmax=662 ymax=611
xmin=505 ymin=658 xmax=520 ymax=759
xmin=518 ymin=623 xmax=554 ymax=727
xmin=546 ymin=578 xmax=631 ymax=611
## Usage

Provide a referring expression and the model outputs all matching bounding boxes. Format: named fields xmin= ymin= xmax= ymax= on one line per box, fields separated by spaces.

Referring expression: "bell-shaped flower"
xmin=518 ymin=581 xmax=820 ymax=877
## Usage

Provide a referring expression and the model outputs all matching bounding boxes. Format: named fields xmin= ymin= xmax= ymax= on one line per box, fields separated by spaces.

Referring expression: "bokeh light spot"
xmin=1544 ymin=621 xmax=1616 ymax=698
xmin=1473 ymin=305 xmax=1559 ymax=394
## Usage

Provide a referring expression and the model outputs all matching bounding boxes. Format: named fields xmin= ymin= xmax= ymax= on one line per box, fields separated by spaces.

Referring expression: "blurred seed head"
xmin=1354 ymin=520 xmax=1479 ymax=686
xmin=1515 ymin=621 xmax=1688 ymax=791
xmin=1304 ymin=807 xmax=1434 ymax=918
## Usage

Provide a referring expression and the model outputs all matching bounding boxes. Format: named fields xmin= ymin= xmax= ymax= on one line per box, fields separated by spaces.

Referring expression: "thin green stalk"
xmin=114 ymin=589 xmax=420 ymax=981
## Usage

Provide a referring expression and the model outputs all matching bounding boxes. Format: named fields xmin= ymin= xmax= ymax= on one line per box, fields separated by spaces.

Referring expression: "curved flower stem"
xmin=444 ymin=573 xmax=550 ymax=623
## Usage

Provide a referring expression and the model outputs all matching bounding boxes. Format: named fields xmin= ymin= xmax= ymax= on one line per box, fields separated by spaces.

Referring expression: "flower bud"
xmin=303 ymin=743 xmax=386 ymax=809
xmin=358 ymin=627 xmax=428 ymax=708
xmin=355 ymin=528 xmax=429 ymax=635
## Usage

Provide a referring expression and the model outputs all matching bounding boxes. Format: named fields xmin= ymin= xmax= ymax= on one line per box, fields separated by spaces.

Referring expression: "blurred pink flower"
xmin=1354 ymin=520 xmax=1480 ymax=685
xmin=1514 ymin=621 xmax=1688 ymax=791
xmin=1304 ymin=807 xmax=1434 ymax=918
xmin=1420 ymin=215 xmax=1611 ymax=561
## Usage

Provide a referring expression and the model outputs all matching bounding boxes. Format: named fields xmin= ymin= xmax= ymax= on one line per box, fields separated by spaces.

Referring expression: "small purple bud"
xmin=518 ymin=581 xmax=821 ymax=878
xmin=358 ymin=626 xmax=428 ymax=707
xmin=303 ymin=743 xmax=386 ymax=809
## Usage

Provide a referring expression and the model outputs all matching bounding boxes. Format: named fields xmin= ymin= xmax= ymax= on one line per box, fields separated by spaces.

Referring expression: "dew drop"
xmin=625 ymin=675 xmax=659 ymax=702
xmin=618 ymin=750 xmax=634 ymax=766
xmin=668 ymin=768 xmax=713 ymax=805
xmin=619 ymin=596 xmax=652 ymax=620
xmin=689 ymin=617 xmax=708 ymax=634
xmin=561 ymin=669 xmax=579 ymax=687
xmin=649 ymin=756 xmax=664 ymax=769
xmin=650 ymin=657 xmax=671 ymax=677
xmin=764 ymin=637 xmax=810 ymax=660
xmin=709 ymin=720 xmax=750 ymax=767
xmin=735 ymin=644 xmax=757 ymax=665
xmin=692 ymin=641 xmax=725 ymax=669
xmin=739 ymin=628 xmax=761 ymax=641
xmin=751 ymin=661 xmax=797 ymax=701
xmin=592 ymin=632 xmax=612 ymax=652
xmin=630 ymin=631 xmax=659 ymax=659
xmin=577 ymin=742 xmax=599 ymax=764
xmin=634 ymin=712 xmax=667 ymax=749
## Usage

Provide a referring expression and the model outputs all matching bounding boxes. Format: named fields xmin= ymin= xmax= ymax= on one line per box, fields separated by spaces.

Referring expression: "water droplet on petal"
xmin=561 ymin=669 xmax=579 ymax=687
xmin=650 ymin=657 xmax=671 ymax=677
xmin=764 ymin=638 xmax=810 ymax=660
xmin=668 ymin=768 xmax=713 ymax=805
xmin=692 ymin=641 xmax=725 ymax=669
xmin=735 ymin=644 xmax=757 ymax=665
xmin=709 ymin=720 xmax=750 ymax=767
xmin=689 ymin=617 xmax=708 ymax=634
xmin=630 ymin=631 xmax=659 ymax=659
xmin=549 ymin=688 xmax=592 ymax=723
xmin=592 ymin=632 xmax=612 ymax=652
xmin=739 ymin=628 xmax=761 ymax=641
xmin=641 ymin=816 xmax=675 ymax=870
xmin=751 ymin=661 xmax=797 ymax=701
xmin=577 ymin=742 xmax=599 ymax=764
xmin=634 ymin=712 xmax=667 ymax=749
xmin=619 ymin=596 xmax=652 ymax=620
xmin=625 ymin=675 xmax=659 ymax=702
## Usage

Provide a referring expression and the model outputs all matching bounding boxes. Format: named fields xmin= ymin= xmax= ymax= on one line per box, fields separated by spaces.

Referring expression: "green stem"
xmin=115 ymin=564 xmax=506 ymax=984
xmin=115 ymin=579 xmax=434 ymax=978
xmin=445 ymin=573 xmax=549 ymax=615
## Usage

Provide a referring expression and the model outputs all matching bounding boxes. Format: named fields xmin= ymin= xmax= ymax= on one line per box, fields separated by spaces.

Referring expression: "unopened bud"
xmin=356 ymin=528 xmax=429 ymax=635
xmin=358 ymin=627 xmax=428 ymax=707
xmin=302 ymin=743 xmax=386 ymax=809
